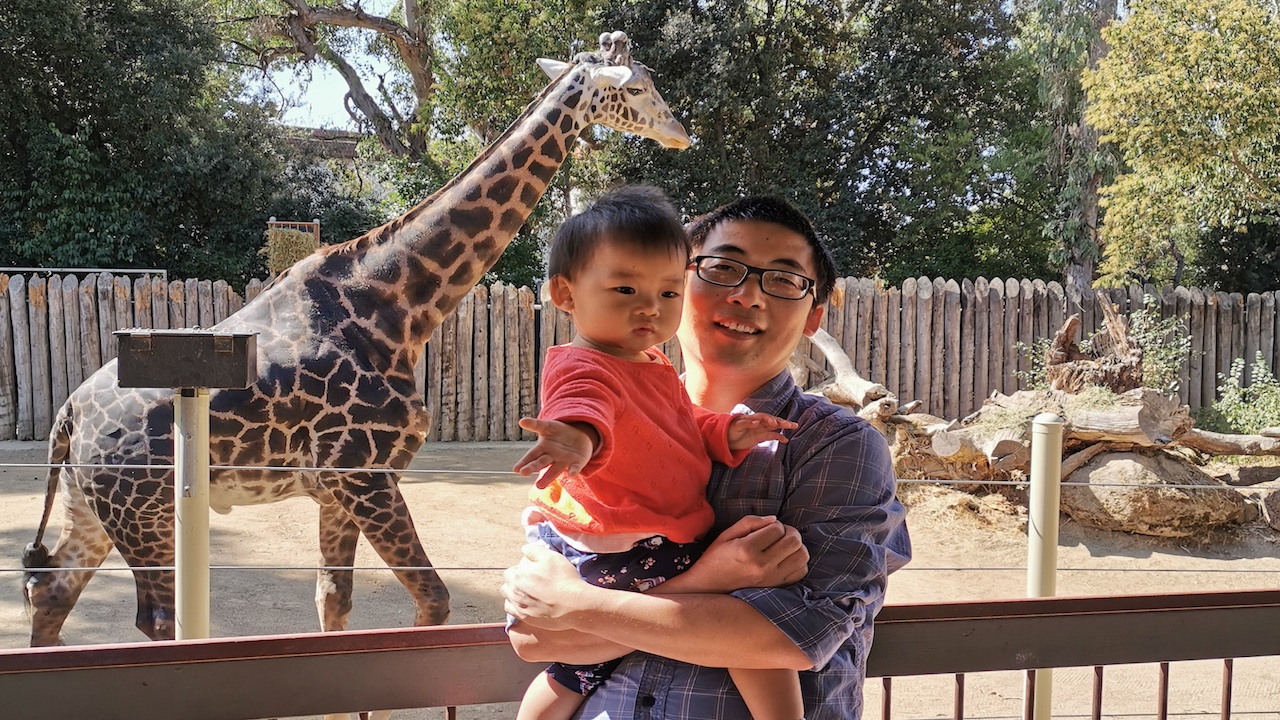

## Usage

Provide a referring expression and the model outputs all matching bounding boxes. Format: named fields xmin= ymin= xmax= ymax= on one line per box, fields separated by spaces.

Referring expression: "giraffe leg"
xmin=323 ymin=472 xmax=451 ymax=627
xmin=125 ymin=564 xmax=176 ymax=641
xmin=23 ymin=484 xmax=114 ymax=647
xmin=82 ymin=472 xmax=178 ymax=641
xmin=316 ymin=500 xmax=360 ymax=632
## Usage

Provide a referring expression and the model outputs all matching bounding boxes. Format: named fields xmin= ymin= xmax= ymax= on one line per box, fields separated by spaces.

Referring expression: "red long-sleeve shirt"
xmin=529 ymin=345 xmax=747 ymax=546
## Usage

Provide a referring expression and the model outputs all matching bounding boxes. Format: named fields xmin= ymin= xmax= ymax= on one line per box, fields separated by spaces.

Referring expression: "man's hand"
xmin=726 ymin=413 xmax=798 ymax=451
xmin=661 ymin=515 xmax=809 ymax=594
xmin=502 ymin=543 xmax=600 ymax=631
xmin=512 ymin=418 xmax=599 ymax=483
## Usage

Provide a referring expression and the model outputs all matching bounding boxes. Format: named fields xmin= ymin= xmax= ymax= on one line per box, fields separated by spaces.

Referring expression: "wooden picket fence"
xmin=2 ymin=272 xmax=1278 ymax=442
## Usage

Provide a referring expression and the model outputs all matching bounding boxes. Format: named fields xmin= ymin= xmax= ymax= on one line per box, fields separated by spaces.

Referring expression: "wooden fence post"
xmin=0 ymin=275 xmax=15 ymax=439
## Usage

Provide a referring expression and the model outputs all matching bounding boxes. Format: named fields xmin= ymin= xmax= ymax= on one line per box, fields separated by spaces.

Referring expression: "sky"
xmin=274 ymin=64 xmax=363 ymax=130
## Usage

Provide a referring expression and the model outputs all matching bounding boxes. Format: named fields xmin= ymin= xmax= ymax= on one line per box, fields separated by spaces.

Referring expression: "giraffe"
xmin=21 ymin=30 xmax=689 ymax=648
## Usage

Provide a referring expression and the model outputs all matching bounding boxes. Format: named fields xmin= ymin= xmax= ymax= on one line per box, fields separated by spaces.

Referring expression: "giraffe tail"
xmin=22 ymin=401 xmax=71 ymax=570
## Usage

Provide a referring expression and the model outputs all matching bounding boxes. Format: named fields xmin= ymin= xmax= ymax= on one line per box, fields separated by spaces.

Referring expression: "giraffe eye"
xmin=626 ymin=87 xmax=644 ymax=96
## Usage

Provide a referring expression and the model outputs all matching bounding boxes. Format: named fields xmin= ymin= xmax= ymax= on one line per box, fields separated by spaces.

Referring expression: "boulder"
xmin=1062 ymin=451 xmax=1247 ymax=537
xmin=1261 ymin=487 xmax=1280 ymax=532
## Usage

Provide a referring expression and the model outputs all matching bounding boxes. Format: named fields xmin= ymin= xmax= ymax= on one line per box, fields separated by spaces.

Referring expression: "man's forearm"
xmin=507 ymin=622 xmax=633 ymax=665
xmin=564 ymin=587 xmax=812 ymax=670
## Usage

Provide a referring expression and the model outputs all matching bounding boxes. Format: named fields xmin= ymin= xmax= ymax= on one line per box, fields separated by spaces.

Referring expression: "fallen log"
xmin=1173 ymin=428 xmax=1280 ymax=456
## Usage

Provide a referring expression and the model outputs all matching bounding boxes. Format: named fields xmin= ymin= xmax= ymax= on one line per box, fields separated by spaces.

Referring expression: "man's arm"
xmin=505 ymin=543 xmax=813 ymax=670
xmin=504 ymin=515 xmax=811 ymax=668
xmin=506 ymin=409 xmax=910 ymax=673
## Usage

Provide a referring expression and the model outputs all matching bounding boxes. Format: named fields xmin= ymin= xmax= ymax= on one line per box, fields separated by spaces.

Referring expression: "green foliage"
xmin=1084 ymin=0 xmax=1280 ymax=286
xmin=1128 ymin=295 xmax=1192 ymax=397
xmin=1196 ymin=354 xmax=1280 ymax=434
xmin=1189 ymin=220 xmax=1280 ymax=293
xmin=1019 ymin=0 xmax=1118 ymax=286
xmin=0 ymin=0 xmax=292 ymax=285
xmin=592 ymin=0 xmax=1051 ymax=281
xmin=1014 ymin=337 xmax=1056 ymax=390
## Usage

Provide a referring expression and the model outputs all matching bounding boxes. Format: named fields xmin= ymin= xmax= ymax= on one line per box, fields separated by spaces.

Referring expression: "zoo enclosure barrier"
xmin=0 ymin=590 xmax=1275 ymax=719
xmin=3 ymin=271 xmax=1279 ymax=441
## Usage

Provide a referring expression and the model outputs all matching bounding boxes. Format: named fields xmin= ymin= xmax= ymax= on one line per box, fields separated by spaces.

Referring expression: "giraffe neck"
xmin=272 ymin=68 xmax=600 ymax=372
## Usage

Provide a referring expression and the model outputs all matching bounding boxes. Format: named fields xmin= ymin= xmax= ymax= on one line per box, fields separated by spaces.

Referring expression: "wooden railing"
xmin=1 ymin=589 xmax=1276 ymax=719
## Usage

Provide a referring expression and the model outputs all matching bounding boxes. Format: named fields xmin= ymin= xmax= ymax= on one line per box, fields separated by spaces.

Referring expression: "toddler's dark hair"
xmin=547 ymin=185 xmax=690 ymax=279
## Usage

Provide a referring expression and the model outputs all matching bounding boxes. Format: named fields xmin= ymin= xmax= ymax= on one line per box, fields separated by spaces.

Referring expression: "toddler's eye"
xmin=662 ymin=291 xmax=680 ymax=298
xmin=615 ymin=286 xmax=636 ymax=294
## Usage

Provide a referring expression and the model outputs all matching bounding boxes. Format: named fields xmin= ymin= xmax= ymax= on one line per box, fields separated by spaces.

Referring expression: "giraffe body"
xmin=22 ymin=31 xmax=689 ymax=647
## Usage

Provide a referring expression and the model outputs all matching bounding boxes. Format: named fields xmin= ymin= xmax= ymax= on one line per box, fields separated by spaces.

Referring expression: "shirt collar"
xmin=739 ymin=368 xmax=799 ymax=417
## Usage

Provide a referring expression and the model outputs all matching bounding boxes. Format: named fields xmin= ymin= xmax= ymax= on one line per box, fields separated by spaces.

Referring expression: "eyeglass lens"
xmin=694 ymin=257 xmax=812 ymax=299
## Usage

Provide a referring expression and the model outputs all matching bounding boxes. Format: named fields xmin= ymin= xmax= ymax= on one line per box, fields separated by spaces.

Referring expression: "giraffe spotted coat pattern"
xmin=21 ymin=31 xmax=689 ymax=647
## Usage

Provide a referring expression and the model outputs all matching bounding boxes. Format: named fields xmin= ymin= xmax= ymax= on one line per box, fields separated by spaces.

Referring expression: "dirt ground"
xmin=1 ymin=440 xmax=1278 ymax=719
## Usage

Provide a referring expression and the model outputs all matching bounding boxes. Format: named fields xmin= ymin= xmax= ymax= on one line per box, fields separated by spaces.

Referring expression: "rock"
xmin=1262 ymin=489 xmax=1280 ymax=532
xmin=1062 ymin=451 xmax=1247 ymax=537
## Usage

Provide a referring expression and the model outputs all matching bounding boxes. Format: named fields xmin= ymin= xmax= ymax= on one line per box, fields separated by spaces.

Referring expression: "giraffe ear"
xmin=590 ymin=65 xmax=635 ymax=88
xmin=537 ymin=58 xmax=572 ymax=79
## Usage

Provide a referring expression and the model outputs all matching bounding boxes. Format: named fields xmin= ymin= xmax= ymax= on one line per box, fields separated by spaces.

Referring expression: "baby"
xmin=510 ymin=185 xmax=804 ymax=720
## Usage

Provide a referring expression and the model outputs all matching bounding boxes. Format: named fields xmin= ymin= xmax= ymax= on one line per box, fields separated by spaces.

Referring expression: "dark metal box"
xmin=115 ymin=329 xmax=258 ymax=389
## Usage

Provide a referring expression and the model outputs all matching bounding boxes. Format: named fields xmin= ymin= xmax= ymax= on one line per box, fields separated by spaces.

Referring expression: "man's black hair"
xmin=686 ymin=196 xmax=838 ymax=305
xmin=547 ymin=185 xmax=690 ymax=279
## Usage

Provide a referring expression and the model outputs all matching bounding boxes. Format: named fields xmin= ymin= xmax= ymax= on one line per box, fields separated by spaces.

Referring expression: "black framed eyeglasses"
xmin=690 ymin=256 xmax=816 ymax=300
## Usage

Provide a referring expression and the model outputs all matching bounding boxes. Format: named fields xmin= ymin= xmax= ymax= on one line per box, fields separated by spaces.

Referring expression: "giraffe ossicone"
xmin=21 ymin=30 xmax=689 ymax=648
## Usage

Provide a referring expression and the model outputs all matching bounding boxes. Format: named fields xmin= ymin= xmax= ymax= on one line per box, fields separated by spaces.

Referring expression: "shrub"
xmin=1195 ymin=354 xmax=1280 ymax=434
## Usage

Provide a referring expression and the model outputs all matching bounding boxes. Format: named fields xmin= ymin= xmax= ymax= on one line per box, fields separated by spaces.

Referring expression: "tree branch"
xmin=1226 ymin=149 xmax=1278 ymax=205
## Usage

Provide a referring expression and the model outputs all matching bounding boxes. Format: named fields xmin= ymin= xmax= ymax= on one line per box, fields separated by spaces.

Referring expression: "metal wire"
xmin=1 ymin=462 xmax=1274 ymax=492
xmin=5 ymin=564 xmax=1277 ymax=575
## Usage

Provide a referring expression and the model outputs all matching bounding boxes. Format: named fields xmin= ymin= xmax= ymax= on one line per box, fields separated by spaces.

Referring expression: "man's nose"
xmin=727 ymin=273 xmax=766 ymax=307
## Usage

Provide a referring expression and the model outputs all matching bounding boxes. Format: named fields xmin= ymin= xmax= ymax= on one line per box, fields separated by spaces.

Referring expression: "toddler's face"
xmin=555 ymin=239 xmax=687 ymax=360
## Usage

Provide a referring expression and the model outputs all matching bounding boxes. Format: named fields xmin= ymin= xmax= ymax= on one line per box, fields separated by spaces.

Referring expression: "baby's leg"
xmin=729 ymin=668 xmax=804 ymax=720
xmin=516 ymin=671 xmax=587 ymax=720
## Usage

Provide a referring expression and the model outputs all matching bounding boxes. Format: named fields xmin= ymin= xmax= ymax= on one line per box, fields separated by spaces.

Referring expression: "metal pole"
xmin=1026 ymin=412 xmax=1063 ymax=720
xmin=174 ymin=387 xmax=211 ymax=640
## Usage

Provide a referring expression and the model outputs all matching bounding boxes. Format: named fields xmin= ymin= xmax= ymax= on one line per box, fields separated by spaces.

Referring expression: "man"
xmin=503 ymin=195 xmax=912 ymax=720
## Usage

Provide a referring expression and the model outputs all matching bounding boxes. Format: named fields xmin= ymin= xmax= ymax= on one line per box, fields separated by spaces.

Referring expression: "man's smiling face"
xmin=678 ymin=219 xmax=824 ymax=385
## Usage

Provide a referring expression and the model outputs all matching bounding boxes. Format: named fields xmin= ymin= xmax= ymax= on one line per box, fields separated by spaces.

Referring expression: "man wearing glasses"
xmin=503 ymin=195 xmax=912 ymax=720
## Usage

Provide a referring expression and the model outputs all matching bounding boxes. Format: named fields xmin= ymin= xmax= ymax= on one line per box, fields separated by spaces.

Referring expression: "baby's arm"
xmin=512 ymin=418 xmax=601 ymax=482
xmin=726 ymin=413 xmax=797 ymax=451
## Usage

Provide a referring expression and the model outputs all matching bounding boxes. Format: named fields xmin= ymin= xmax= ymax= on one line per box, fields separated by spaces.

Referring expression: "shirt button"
xmin=640 ymin=695 xmax=656 ymax=707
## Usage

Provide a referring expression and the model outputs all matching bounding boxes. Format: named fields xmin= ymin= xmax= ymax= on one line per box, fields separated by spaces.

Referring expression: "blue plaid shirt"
xmin=574 ymin=370 xmax=912 ymax=720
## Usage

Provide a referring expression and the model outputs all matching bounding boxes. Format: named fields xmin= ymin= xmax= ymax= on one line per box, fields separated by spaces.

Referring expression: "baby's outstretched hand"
xmin=512 ymin=418 xmax=599 ymax=485
xmin=727 ymin=412 xmax=798 ymax=450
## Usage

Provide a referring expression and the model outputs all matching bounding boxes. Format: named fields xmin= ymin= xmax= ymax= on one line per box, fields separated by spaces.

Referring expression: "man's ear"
xmin=802 ymin=304 xmax=824 ymax=337
xmin=548 ymin=275 xmax=575 ymax=312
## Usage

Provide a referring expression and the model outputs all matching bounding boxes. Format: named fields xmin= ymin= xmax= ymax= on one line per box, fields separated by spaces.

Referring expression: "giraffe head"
xmin=537 ymin=31 xmax=691 ymax=150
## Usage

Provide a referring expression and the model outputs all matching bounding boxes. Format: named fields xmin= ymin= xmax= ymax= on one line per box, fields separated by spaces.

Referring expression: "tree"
xmin=595 ymin=0 xmax=1050 ymax=284
xmin=1018 ymin=0 xmax=1119 ymax=297
xmin=0 ymin=0 xmax=294 ymax=283
xmin=1083 ymin=0 xmax=1280 ymax=287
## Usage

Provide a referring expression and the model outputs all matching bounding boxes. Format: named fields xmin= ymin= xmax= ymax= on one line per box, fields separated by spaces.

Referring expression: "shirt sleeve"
xmin=538 ymin=352 xmax=621 ymax=477
xmin=689 ymin=404 xmax=751 ymax=468
xmin=732 ymin=412 xmax=912 ymax=670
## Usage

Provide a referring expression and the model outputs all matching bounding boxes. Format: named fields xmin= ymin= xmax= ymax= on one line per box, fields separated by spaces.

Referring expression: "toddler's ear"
xmin=548 ymin=275 xmax=575 ymax=312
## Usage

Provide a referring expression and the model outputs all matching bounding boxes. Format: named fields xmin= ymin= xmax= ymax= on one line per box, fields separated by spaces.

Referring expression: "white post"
xmin=1025 ymin=412 xmax=1064 ymax=720
xmin=174 ymin=387 xmax=211 ymax=640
